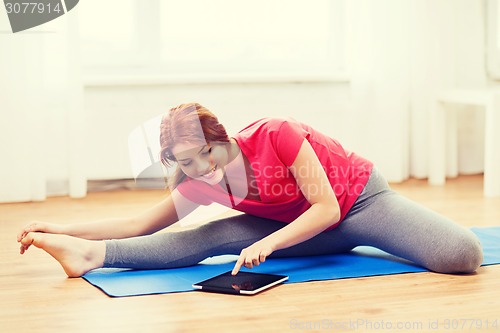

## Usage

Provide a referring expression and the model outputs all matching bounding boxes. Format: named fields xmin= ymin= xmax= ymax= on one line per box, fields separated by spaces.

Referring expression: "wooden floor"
xmin=1 ymin=175 xmax=499 ymax=333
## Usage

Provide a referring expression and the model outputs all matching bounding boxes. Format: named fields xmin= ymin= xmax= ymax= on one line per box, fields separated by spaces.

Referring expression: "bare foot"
xmin=20 ymin=232 xmax=105 ymax=278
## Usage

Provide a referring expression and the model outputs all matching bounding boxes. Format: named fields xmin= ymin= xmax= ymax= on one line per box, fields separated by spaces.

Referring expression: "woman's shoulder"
xmin=237 ymin=117 xmax=300 ymax=135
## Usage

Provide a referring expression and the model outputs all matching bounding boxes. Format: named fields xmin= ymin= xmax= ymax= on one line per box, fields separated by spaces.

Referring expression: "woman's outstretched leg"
xmin=103 ymin=214 xmax=356 ymax=270
xmin=19 ymin=214 xmax=353 ymax=277
xmin=20 ymin=232 xmax=106 ymax=277
xmin=102 ymin=214 xmax=280 ymax=270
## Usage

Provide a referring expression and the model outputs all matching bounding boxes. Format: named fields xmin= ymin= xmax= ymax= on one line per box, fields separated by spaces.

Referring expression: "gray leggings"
xmin=104 ymin=168 xmax=483 ymax=274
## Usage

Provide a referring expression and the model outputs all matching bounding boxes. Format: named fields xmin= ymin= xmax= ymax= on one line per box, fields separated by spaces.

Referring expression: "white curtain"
xmin=347 ymin=0 xmax=486 ymax=182
xmin=0 ymin=14 xmax=86 ymax=203
xmin=0 ymin=32 xmax=45 ymax=202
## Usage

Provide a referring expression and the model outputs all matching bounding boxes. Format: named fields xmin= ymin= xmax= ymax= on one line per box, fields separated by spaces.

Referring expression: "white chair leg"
xmin=445 ymin=106 xmax=458 ymax=178
xmin=428 ymin=101 xmax=447 ymax=185
xmin=483 ymin=92 xmax=500 ymax=197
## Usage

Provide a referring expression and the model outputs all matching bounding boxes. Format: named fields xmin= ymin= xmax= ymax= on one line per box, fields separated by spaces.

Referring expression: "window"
xmin=79 ymin=0 xmax=348 ymax=84
xmin=79 ymin=0 xmax=143 ymax=68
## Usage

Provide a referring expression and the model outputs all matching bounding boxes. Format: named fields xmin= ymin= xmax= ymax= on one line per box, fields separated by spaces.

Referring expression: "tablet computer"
xmin=192 ymin=271 xmax=288 ymax=295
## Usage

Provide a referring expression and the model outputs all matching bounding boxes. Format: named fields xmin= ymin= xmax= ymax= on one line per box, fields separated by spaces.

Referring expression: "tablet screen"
xmin=192 ymin=271 xmax=288 ymax=295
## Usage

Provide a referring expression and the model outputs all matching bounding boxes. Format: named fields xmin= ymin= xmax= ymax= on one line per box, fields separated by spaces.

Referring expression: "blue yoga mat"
xmin=83 ymin=227 xmax=500 ymax=297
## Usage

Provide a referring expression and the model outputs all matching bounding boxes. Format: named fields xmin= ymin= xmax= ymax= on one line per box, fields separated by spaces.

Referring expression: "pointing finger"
xmin=232 ymin=256 xmax=244 ymax=275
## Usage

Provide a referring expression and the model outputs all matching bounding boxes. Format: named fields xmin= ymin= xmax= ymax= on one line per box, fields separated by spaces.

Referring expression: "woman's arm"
xmin=232 ymin=139 xmax=341 ymax=274
xmin=17 ymin=189 xmax=199 ymax=242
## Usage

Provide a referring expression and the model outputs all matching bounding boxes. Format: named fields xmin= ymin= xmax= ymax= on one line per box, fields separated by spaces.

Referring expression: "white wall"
xmin=82 ymin=82 xmax=357 ymax=181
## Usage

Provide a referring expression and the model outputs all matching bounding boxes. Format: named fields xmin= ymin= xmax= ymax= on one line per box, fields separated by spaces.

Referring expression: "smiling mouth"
xmin=202 ymin=166 xmax=217 ymax=178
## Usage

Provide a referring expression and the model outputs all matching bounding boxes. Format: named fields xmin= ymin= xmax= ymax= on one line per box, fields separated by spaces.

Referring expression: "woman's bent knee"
xmin=456 ymin=235 xmax=483 ymax=273
xmin=431 ymin=233 xmax=483 ymax=274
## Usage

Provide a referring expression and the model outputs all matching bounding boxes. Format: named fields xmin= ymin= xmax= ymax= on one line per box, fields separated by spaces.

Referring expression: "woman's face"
xmin=171 ymin=141 xmax=229 ymax=185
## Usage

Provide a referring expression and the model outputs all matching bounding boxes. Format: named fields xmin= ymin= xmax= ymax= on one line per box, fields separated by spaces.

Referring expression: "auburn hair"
xmin=159 ymin=103 xmax=230 ymax=188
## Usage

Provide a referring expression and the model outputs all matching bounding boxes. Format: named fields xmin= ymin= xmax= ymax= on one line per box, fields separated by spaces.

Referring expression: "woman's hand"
xmin=17 ymin=221 xmax=64 ymax=254
xmin=231 ymin=240 xmax=275 ymax=275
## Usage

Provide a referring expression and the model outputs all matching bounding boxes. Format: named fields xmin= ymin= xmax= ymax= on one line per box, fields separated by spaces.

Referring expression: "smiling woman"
xmin=159 ymin=103 xmax=232 ymax=188
xmin=172 ymin=143 xmax=226 ymax=186
xmin=17 ymin=102 xmax=483 ymax=278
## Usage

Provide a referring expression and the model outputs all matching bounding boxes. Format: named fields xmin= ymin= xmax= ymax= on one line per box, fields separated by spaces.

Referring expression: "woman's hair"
xmin=159 ymin=103 xmax=230 ymax=188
